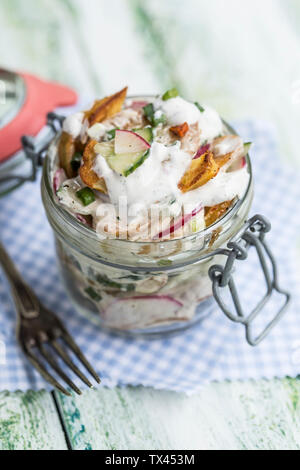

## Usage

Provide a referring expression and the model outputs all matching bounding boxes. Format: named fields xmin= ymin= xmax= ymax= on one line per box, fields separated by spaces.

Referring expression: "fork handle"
xmin=0 ymin=241 xmax=40 ymax=319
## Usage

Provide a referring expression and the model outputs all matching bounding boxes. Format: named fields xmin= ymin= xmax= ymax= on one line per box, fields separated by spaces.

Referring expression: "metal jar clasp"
xmin=209 ymin=215 xmax=291 ymax=346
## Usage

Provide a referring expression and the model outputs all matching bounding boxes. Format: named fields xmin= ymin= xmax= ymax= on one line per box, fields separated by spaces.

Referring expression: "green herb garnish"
xmin=195 ymin=102 xmax=205 ymax=113
xmin=96 ymin=274 xmax=135 ymax=292
xmin=107 ymin=128 xmax=119 ymax=140
xmin=85 ymin=287 xmax=102 ymax=302
xmin=143 ymin=103 xmax=166 ymax=127
xmin=158 ymin=259 xmax=173 ymax=266
xmin=76 ymin=187 xmax=95 ymax=206
xmin=162 ymin=88 xmax=179 ymax=101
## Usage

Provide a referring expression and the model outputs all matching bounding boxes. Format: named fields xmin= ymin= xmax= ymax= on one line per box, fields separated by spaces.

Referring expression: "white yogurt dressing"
xmin=93 ymin=141 xmax=192 ymax=211
xmin=62 ymin=112 xmax=84 ymax=139
xmin=154 ymin=96 xmax=224 ymax=143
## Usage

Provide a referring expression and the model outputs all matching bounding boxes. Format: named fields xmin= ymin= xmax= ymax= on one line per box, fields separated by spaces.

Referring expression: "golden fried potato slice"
xmin=204 ymin=200 xmax=234 ymax=227
xmin=211 ymin=135 xmax=244 ymax=170
xmin=214 ymin=153 xmax=232 ymax=168
xmin=80 ymin=139 xmax=108 ymax=194
xmin=58 ymin=132 xmax=76 ymax=178
xmin=178 ymin=152 xmax=219 ymax=193
xmin=85 ymin=87 xmax=128 ymax=126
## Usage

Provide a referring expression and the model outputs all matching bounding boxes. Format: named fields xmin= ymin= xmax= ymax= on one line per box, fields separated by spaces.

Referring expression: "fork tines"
xmin=25 ymin=333 xmax=100 ymax=396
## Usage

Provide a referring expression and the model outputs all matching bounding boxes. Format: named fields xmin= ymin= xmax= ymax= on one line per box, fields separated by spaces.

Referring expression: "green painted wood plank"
xmin=55 ymin=378 xmax=300 ymax=450
xmin=0 ymin=391 xmax=67 ymax=450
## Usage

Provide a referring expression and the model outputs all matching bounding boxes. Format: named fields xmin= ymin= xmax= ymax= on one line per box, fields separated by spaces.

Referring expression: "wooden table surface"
xmin=0 ymin=0 xmax=300 ymax=450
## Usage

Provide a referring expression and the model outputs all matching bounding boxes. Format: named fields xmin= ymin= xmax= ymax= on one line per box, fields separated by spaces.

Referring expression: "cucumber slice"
xmin=243 ymin=142 xmax=252 ymax=155
xmin=107 ymin=150 xmax=150 ymax=177
xmin=94 ymin=141 xmax=115 ymax=157
xmin=133 ymin=127 xmax=153 ymax=143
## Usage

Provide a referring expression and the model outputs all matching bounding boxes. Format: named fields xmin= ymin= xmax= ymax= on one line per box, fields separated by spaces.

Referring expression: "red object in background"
xmin=0 ymin=72 xmax=77 ymax=163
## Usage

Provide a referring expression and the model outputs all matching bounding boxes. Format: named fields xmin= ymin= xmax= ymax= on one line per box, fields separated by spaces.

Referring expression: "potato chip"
xmin=211 ymin=135 xmax=244 ymax=170
xmin=85 ymin=87 xmax=128 ymax=126
xmin=58 ymin=132 xmax=76 ymax=178
xmin=204 ymin=200 xmax=233 ymax=227
xmin=80 ymin=139 xmax=108 ymax=193
xmin=178 ymin=152 xmax=219 ymax=193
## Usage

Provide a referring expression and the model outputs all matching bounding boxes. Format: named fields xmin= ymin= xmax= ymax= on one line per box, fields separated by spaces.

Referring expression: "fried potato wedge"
xmin=85 ymin=87 xmax=128 ymax=126
xmin=204 ymin=200 xmax=233 ymax=227
xmin=80 ymin=139 xmax=108 ymax=193
xmin=58 ymin=132 xmax=76 ymax=178
xmin=211 ymin=135 xmax=244 ymax=170
xmin=170 ymin=122 xmax=189 ymax=138
xmin=178 ymin=152 xmax=219 ymax=193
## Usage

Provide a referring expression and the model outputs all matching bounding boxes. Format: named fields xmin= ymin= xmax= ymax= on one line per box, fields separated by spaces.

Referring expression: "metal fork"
xmin=0 ymin=241 xmax=100 ymax=396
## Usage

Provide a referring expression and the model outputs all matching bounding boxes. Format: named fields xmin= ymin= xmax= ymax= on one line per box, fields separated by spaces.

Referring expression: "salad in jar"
xmin=48 ymin=87 xmax=252 ymax=332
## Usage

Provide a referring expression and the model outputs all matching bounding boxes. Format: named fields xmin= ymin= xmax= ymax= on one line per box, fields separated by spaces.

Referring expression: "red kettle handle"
xmin=0 ymin=72 xmax=77 ymax=163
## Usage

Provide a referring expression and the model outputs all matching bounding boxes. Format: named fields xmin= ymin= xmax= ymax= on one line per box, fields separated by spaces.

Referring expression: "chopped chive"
xmin=71 ymin=152 xmax=82 ymax=172
xmin=96 ymin=274 xmax=135 ymax=292
xmin=162 ymin=88 xmax=179 ymax=101
xmin=143 ymin=103 xmax=155 ymax=122
xmin=76 ymin=187 xmax=95 ymax=206
xmin=195 ymin=102 xmax=205 ymax=113
xmin=85 ymin=287 xmax=102 ymax=302
xmin=143 ymin=103 xmax=166 ymax=127
xmin=107 ymin=128 xmax=119 ymax=140
xmin=153 ymin=113 xmax=167 ymax=126
xmin=158 ymin=259 xmax=173 ymax=266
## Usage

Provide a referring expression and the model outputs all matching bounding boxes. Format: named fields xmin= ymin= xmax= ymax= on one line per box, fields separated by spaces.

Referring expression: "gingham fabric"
xmin=0 ymin=120 xmax=299 ymax=393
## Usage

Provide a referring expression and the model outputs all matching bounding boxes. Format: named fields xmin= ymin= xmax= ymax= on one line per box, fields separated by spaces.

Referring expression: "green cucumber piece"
xmin=94 ymin=141 xmax=115 ymax=157
xmin=107 ymin=150 xmax=150 ymax=177
xmin=133 ymin=126 xmax=153 ymax=143
xmin=76 ymin=187 xmax=95 ymax=206
xmin=243 ymin=142 xmax=252 ymax=155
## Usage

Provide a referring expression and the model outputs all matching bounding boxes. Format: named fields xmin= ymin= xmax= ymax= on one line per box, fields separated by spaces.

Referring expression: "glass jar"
xmin=41 ymin=121 xmax=254 ymax=337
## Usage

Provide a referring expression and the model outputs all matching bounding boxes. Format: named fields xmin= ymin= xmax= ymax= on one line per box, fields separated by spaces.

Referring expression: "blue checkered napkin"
xmin=0 ymin=120 xmax=299 ymax=393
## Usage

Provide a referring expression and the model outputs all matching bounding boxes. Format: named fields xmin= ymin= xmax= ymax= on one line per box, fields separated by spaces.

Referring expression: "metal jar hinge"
xmin=209 ymin=215 xmax=291 ymax=346
xmin=21 ymin=112 xmax=64 ymax=181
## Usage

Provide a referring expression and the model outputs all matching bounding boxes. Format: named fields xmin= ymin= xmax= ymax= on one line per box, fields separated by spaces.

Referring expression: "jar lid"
xmin=0 ymin=68 xmax=77 ymax=195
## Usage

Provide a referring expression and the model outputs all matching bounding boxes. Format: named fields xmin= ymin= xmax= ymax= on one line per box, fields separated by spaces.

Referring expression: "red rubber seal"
xmin=0 ymin=72 xmax=77 ymax=163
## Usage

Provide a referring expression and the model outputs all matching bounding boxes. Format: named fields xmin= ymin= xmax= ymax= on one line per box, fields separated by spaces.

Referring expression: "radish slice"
xmin=154 ymin=205 xmax=203 ymax=239
xmin=130 ymin=101 xmax=148 ymax=110
xmin=193 ymin=143 xmax=210 ymax=160
xmin=53 ymin=168 xmax=67 ymax=193
xmin=115 ymin=129 xmax=150 ymax=155
xmin=103 ymin=295 xmax=184 ymax=330
xmin=75 ymin=213 xmax=92 ymax=226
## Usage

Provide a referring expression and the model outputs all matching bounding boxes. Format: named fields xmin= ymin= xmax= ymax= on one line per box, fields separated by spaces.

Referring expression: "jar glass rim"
xmin=43 ymin=95 xmax=253 ymax=247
